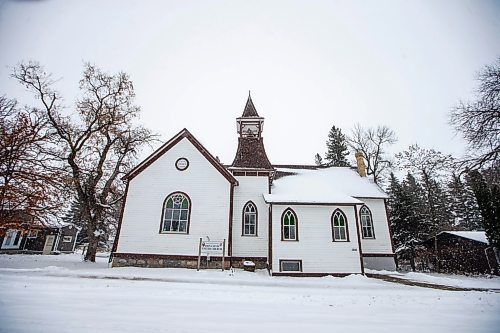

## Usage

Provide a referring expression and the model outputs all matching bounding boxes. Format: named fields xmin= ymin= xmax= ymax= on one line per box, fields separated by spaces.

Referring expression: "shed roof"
xmin=440 ymin=231 xmax=488 ymax=244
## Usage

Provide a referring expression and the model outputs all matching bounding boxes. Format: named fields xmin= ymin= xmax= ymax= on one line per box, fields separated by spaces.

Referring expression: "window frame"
xmin=331 ymin=209 xmax=350 ymax=242
xmin=279 ymin=259 xmax=303 ymax=272
xmin=242 ymin=201 xmax=258 ymax=237
xmin=360 ymin=205 xmax=375 ymax=239
xmin=1 ymin=229 xmax=22 ymax=249
xmin=159 ymin=192 xmax=192 ymax=234
xmin=27 ymin=229 xmax=39 ymax=238
xmin=281 ymin=208 xmax=299 ymax=241
xmin=62 ymin=236 xmax=73 ymax=243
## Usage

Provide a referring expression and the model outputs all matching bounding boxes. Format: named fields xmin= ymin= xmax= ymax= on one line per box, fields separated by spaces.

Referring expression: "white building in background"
xmin=112 ymin=95 xmax=396 ymax=276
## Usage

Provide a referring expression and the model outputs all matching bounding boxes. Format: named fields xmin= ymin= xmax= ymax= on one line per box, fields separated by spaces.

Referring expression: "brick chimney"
xmin=355 ymin=151 xmax=367 ymax=177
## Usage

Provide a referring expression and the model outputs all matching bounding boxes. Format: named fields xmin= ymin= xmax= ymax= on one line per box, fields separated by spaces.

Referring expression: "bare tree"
xmin=395 ymin=144 xmax=454 ymax=182
xmin=12 ymin=62 xmax=157 ymax=261
xmin=450 ymin=58 xmax=500 ymax=170
xmin=347 ymin=124 xmax=397 ymax=184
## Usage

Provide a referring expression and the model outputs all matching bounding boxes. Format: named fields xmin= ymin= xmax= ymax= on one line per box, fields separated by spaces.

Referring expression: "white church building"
xmin=112 ymin=95 xmax=396 ymax=276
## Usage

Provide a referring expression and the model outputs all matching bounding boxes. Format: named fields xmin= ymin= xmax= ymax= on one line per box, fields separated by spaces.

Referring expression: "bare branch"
xmin=348 ymin=124 xmax=397 ymax=184
xmin=450 ymin=57 xmax=500 ymax=170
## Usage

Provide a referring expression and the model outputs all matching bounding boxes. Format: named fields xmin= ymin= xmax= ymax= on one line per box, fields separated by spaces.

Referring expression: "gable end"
xmin=124 ymin=128 xmax=238 ymax=185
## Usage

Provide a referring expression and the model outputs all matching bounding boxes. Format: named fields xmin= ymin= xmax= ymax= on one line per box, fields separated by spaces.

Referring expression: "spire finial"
xmin=241 ymin=92 xmax=259 ymax=117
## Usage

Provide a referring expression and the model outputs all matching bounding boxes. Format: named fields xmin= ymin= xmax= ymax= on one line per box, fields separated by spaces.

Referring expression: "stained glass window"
xmin=332 ymin=210 xmax=348 ymax=241
xmin=282 ymin=209 xmax=297 ymax=240
xmin=162 ymin=193 xmax=190 ymax=233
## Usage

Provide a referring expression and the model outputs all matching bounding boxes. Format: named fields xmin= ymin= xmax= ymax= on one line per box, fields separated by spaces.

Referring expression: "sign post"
xmin=197 ymin=238 xmax=202 ymax=271
xmin=222 ymin=239 xmax=226 ymax=271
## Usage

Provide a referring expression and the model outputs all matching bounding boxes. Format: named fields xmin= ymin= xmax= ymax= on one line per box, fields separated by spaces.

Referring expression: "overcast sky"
xmin=1 ymin=0 xmax=499 ymax=166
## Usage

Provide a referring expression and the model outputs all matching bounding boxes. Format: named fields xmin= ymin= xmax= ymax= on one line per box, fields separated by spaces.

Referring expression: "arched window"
xmin=282 ymin=208 xmax=298 ymax=241
xmin=331 ymin=209 xmax=349 ymax=241
xmin=242 ymin=201 xmax=257 ymax=236
xmin=161 ymin=192 xmax=191 ymax=233
xmin=360 ymin=205 xmax=375 ymax=238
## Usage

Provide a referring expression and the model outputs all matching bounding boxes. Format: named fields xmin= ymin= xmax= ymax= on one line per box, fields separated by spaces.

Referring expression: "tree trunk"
xmin=432 ymin=235 xmax=440 ymax=273
xmin=84 ymin=214 xmax=99 ymax=262
xmin=85 ymin=238 xmax=98 ymax=262
xmin=410 ymin=247 xmax=416 ymax=272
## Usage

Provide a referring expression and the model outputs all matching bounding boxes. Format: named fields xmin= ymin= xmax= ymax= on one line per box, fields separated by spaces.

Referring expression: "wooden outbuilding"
xmin=421 ymin=231 xmax=498 ymax=275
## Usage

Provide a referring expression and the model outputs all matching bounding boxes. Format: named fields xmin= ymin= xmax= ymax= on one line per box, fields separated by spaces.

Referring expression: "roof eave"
xmin=123 ymin=128 xmax=238 ymax=185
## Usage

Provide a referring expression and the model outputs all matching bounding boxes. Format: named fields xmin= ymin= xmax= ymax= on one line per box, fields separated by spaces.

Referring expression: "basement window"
xmin=280 ymin=260 xmax=302 ymax=272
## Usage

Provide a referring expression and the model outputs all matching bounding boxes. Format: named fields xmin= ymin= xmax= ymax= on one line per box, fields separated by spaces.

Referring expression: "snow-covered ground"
xmin=366 ymin=269 xmax=500 ymax=290
xmin=1 ymin=253 xmax=499 ymax=333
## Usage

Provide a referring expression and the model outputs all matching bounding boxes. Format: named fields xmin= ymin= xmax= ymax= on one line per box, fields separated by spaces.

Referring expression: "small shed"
xmin=1 ymin=223 xmax=80 ymax=254
xmin=54 ymin=224 xmax=80 ymax=253
xmin=23 ymin=227 xmax=59 ymax=254
xmin=422 ymin=231 xmax=498 ymax=275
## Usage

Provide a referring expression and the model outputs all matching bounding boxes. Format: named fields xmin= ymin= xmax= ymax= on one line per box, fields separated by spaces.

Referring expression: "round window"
xmin=175 ymin=158 xmax=189 ymax=171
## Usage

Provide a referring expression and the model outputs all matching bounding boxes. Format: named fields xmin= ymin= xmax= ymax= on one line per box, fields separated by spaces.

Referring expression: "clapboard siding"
xmin=117 ymin=138 xmax=231 ymax=255
xmin=231 ymin=176 xmax=269 ymax=257
xmin=358 ymin=199 xmax=393 ymax=254
xmin=272 ymin=205 xmax=362 ymax=274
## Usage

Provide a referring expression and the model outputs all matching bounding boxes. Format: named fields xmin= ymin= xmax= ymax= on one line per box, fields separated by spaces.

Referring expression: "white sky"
xmin=0 ymin=0 xmax=499 ymax=165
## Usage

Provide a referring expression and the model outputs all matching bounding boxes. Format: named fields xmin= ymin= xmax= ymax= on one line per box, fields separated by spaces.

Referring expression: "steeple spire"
xmin=242 ymin=91 xmax=260 ymax=117
xmin=232 ymin=94 xmax=272 ymax=170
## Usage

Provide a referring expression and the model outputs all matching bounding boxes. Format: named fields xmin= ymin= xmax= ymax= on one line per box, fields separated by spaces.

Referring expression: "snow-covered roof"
xmin=263 ymin=167 xmax=387 ymax=205
xmin=442 ymin=231 xmax=488 ymax=244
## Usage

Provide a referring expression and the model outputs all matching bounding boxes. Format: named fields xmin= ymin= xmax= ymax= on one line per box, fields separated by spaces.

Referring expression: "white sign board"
xmin=201 ymin=241 xmax=224 ymax=255
xmin=197 ymin=238 xmax=226 ymax=271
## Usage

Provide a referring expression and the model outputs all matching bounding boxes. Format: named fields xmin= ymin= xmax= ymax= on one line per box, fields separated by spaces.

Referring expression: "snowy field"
xmin=0 ymin=254 xmax=499 ymax=333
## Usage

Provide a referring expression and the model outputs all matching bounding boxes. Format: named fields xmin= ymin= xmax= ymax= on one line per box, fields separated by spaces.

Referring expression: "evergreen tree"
xmin=386 ymin=173 xmax=406 ymax=268
xmin=422 ymin=175 xmax=453 ymax=234
xmin=387 ymin=173 xmax=430 ymax=271
xmin=314 ymin=153 xmax=323 ymax=166
xmin=325 ymin=125 xmax=350 ymax=167
xmin=467 ymin=169 xmax=500 ymax=249
xmin=403 ymin=173 xmax=432 ymax=243
xmin=447 ymin=173 xmax=483 ymax=230
xmin=62 ymin=198 xmax=86 ymax=245
xmin=396 ymin=144 xmax=454 ymax=235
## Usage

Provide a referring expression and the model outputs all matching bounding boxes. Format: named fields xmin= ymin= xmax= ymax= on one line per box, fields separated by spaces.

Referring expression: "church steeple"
xmin=232 ymin=94 xmax=273 ymax=170
xmin=236 ymin=92 xmax=264 ymax=138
